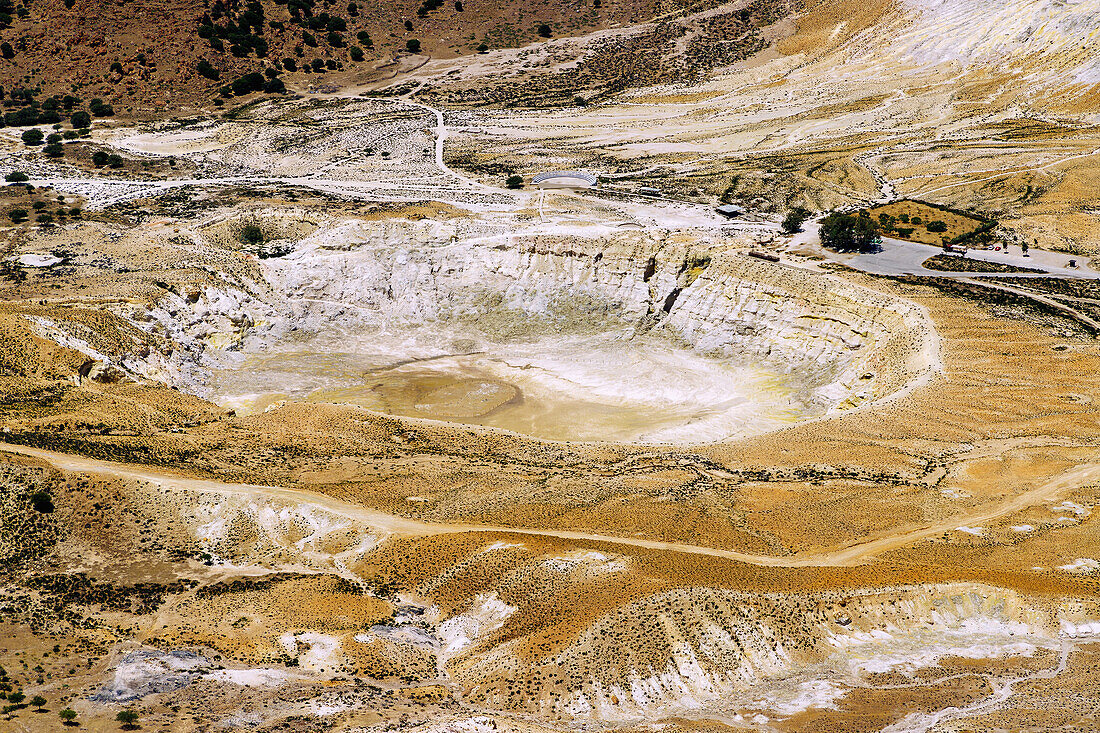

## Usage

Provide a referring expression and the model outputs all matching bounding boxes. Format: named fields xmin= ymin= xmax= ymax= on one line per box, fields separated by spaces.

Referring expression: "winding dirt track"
xmin=5 ymin=443 xmax=1099 ymax=568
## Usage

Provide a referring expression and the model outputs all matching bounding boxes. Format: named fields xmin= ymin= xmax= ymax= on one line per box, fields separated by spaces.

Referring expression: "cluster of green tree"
xmin=0 ymin=669 xmax=58 ymax=718
xmin=198 ymin=0 xmax=270 ymax=57
xmin=0 ymin=89 xmax=105 ymax=129
xmin=0 ymin=665 xmax=23 ymax=714
xmin=0 ymin=0 xmax=27 ymax=31
xmin=91 ymin=150 xmax=125 ymax=168
xmin=6 ymin=197 xmax=83 ymax=224
xmin=818 ymin=212 xmax=880 ymax=252
xmin=196 ymin=0 xmax=379 ymax=87
xmin=943 ymin=218 xmax=998 ymax=246
xmin=416 ymin=0 xmax=457 ymax=17
xmin=218 ymin=67 xmax=285 ymax=97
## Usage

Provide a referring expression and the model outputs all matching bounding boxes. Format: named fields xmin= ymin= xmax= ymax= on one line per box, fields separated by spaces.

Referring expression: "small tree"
xmin=0 ymin=42 xmax=14 ymax=59
xmin=9 ymin=208 xmax=28 ymax=223
xmin=506 ymin=174 xmax=524 ymax=189
xmin=406 ymin=38 xmax=421 ymax=53
xmin=21 ymin=129 xmax=44 ymax=145
xmin=239 ymin=223 xmax=265 ymax=245
xmin=926 ymin=220 xmax=947 ymax=233
xmin=537 ymin=23 xmax=552 ymax=37
xmin=196 ymin=60 xmax=220 ymax=81
xmin=781 ymin=207 xmax=811 ymax=234
xmin=5 ymin=171 xmax=27 ymax=182
xmin=70 ymin=110 xmax=91 ymax=128
xmin=31 ymin=490 xmax=54 ymax=512
xmin=116 ymin=709 xmax=139 ymax=729
xmin=349 ymin=46 xmax=364 ymax=62
xmin=59 ymin=707 xmax=77 ymax=725
xmin=30 ymin=695 xmax=46 ymax=711
xmin=44 ymin=142 xmax=65 ymax=158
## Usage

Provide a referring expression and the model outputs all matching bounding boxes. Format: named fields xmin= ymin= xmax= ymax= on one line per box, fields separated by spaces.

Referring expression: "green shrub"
xmin=70 ymin=110 xmax=90 ymax=128
xmin=196 ymin=59 xmax=220 ymax=80
xmin=506 ymin=174 xmax=524 ymax=189
xmin=231 ymin=72 xmax=265 ymax=95
xmin=781 ymin=207 xmax=811 ymax=234
xmin=5 ymin=171 xmax=27 ymax=182
xmin=90 ymin=99 xmax=114 ymax=117
xmin=927 ymin=220 xmax=948 ymax=232
xmin=239 ymin=223 xmax=265 ymax=244
xmin=21 ymin=128 xmax=43 ymax=145
xmin=406 ymin=38 xmax=421 ymax=53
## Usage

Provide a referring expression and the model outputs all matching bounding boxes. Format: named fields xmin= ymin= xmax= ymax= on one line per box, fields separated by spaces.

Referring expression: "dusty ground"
xmin=5 ymin=1 xmax=1100 ymax=731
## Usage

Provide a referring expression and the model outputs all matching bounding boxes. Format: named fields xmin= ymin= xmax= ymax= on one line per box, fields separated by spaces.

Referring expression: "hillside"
xmin=0 ymin=0 xmax=720 ymax=116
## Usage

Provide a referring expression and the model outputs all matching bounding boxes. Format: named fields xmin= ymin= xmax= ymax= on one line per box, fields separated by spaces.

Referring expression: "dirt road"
xmin=6 ymin=443 xmax=1098 ymax=568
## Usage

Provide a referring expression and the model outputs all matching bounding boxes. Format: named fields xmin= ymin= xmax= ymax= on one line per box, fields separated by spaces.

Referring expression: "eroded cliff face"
xmin=258 ymin=219 xmax=939 ymax=423
xmin=445 ymin=581 xmax=1063 ymax=722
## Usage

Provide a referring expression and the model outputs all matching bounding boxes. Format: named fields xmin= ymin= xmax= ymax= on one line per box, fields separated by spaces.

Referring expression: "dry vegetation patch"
xmin=865 ymin=200 xmax=992 ymax=245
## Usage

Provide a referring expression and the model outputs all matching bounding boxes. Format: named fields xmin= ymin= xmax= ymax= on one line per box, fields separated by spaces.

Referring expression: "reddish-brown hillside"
xmin=0 ymin=0 xmax=701 ymax=115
